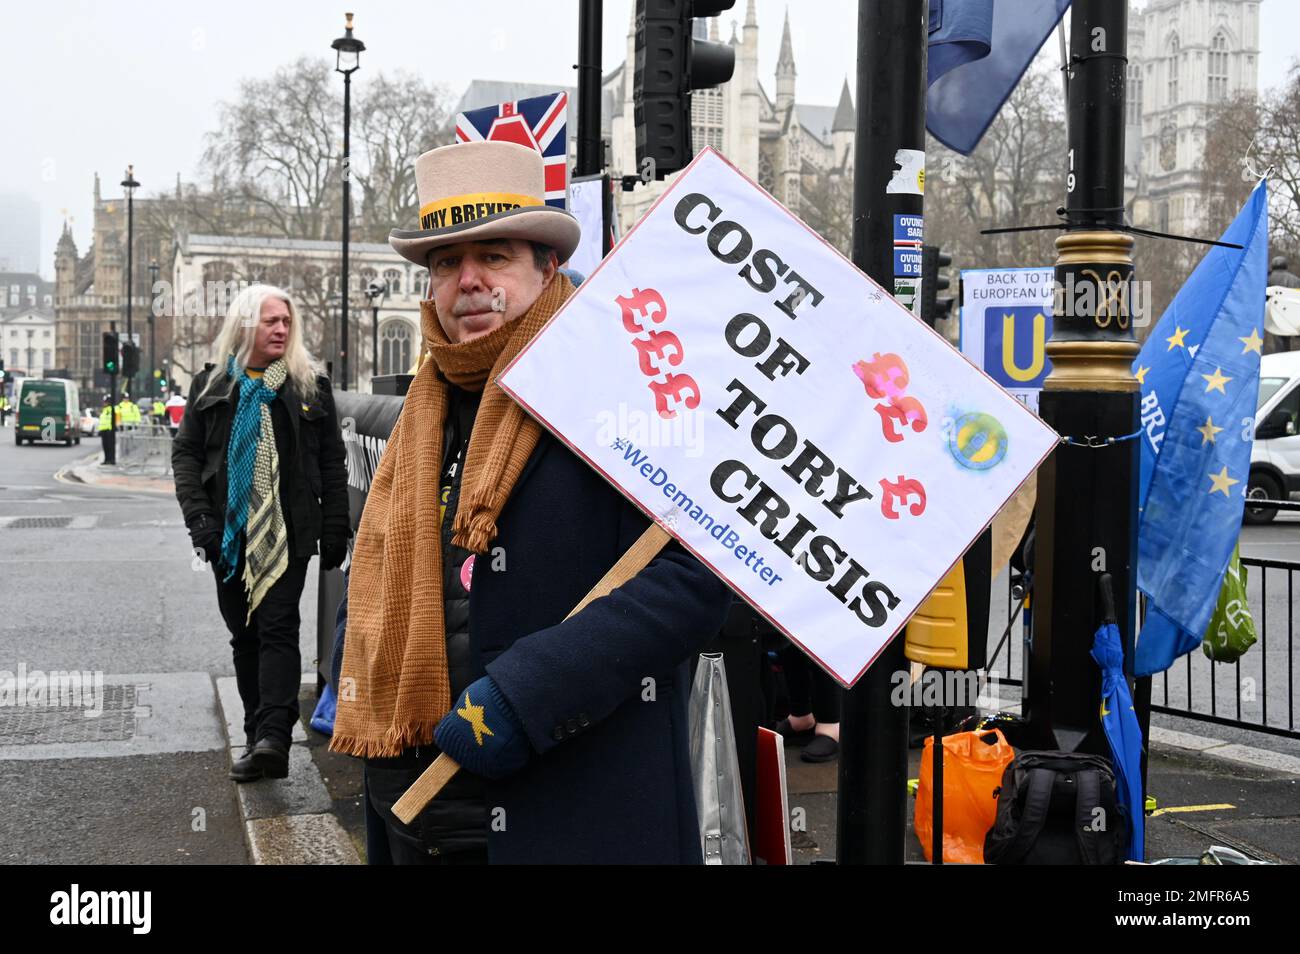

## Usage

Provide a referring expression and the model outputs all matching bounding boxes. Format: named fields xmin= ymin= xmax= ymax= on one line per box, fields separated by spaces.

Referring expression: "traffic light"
xmin=0 ymin=357 xmax=6 ymax=382
xmin=102 ymin=332 xmax=119 ymax=375
xmin=121 ymin=341 xmax=140 ymax=378
xmin=634 ymin=0 xmax=736 ymax=180
xmin=920 ymin=244 xmax=954 ymax=328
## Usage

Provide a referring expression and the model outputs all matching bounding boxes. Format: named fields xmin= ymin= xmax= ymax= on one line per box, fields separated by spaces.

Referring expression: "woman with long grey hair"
xmin=173 ymin=283 xmax=351 ymax=782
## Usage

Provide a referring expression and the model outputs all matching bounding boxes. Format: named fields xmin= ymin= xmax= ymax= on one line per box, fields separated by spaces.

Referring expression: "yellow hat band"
xmin=419 ymin=192 xmax=543 ymax=230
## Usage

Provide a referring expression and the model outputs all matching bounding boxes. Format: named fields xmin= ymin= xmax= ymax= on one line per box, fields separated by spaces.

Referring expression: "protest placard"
xmin=499 ymin=147 xmax=1059 ymax=687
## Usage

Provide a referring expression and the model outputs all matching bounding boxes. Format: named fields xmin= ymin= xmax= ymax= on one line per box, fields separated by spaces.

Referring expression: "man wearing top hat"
xmin=330 ymin=139 xmax=731 ymax=864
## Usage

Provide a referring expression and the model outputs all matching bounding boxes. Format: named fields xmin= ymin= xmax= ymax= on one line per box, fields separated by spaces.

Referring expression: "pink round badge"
xmin=460 ymin=554 xmax=475 ymax=592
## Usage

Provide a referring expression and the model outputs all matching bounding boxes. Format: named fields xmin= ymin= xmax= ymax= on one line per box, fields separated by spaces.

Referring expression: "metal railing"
xmin=1151 ymin=555 xmax=1299 ymax=741
xmin=981 ymin=541 xmax=1300 ymax=741
xmin=116 ymin=421 xmax=174 ymax=476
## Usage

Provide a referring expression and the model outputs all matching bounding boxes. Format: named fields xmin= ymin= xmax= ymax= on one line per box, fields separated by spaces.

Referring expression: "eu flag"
xmin=1134 ymin=183 xmax=1269 ymax=676
xmin=927 ymin=0 xmax=1071 ymax=156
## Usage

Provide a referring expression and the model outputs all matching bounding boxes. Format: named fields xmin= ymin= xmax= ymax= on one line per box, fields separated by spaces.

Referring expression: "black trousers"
xmin=362 ymin=749 xmax=490 ymax=866
xmin=781 ymin=643 xmax=841 ymax=724
xmin=212 ymin=549 xmax=310 ymax=747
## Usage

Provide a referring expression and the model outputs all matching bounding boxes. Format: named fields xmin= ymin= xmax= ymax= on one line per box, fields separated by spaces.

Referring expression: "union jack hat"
xmin=389 ymin=141 xmax=580 ymax=267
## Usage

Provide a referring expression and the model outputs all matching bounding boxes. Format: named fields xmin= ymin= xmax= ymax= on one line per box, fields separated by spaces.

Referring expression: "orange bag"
xmin=914 ymin=728 xmax=1014 ymax=864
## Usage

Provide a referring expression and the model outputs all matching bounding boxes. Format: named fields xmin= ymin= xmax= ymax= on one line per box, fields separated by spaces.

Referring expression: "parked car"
xmin=1247 ymin=351 xmax=1300 ymax=524
xmin=80 ymin=408 xmax=98 ymax=436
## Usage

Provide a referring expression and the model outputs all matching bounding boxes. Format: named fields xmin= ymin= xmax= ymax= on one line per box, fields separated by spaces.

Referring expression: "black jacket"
xmin=172 ymin=363 xmax=350 ymax=557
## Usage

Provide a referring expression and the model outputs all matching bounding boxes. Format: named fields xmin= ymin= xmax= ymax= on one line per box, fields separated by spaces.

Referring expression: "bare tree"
xmin=925 ymin=63 xmax=1067 ymax=271
xmin=799 ymin=167 xmax=854 ymax=256
xmin=354 ymin=71 xmax=453 ymax=241
xmin=202 ymin=57 xmax=344 ymax=241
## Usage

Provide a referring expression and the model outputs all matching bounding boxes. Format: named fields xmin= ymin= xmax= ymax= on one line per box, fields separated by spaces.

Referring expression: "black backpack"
xmin=984 ymin=751 xmax=1127 ymax=865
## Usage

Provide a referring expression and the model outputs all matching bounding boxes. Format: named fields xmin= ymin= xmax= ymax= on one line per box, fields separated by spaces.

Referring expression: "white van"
xmin=1247 ymin=350 xmax=1300 ymax=523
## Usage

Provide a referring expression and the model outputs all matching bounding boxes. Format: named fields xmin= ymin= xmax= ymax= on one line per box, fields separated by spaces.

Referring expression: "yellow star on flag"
xmin=1202 ymin=367 xmax=1232 ymax=394
xmin=1135 ymin=365 xmax=1150 ymax=386
xmin=1196 ymin=416 xmax=1224 ymax=445
xmin=1239 ymin=328 xmax=1264 ymax=355
xmin=1166 ymin=326 xmax=1190 ymax=350
xmin=1208 ymin=466 xmax=1239 ymax=497
xmin=456 ymin=691 xmax=495 ymax=746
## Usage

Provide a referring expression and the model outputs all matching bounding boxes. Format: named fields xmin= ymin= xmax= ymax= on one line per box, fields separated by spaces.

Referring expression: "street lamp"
xmin=148 ymin=259 xmax=159 ymax=402
xmin=120 ymin=165 xmax=140 ymax=397
xmin=332 ymin=12 xmax=365 ymax=392
xmin=365 ymin=278 xmax=387 ymax=385
xmin=26 ymin=327 xmax=34 ymax=376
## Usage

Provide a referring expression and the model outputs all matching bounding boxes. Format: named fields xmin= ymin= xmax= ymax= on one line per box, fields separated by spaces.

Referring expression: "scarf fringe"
xmin=452 ymin=487 xmax=510 ymax=554
xmin=327 ymin=720 xmax=442 ymax=760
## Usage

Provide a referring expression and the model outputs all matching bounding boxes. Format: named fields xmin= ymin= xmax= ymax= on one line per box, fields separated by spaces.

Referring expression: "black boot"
xmin=251 ymin=737 xmax=290 ymax=779
xmin=230 ymin=744 xmax=263 ymax=783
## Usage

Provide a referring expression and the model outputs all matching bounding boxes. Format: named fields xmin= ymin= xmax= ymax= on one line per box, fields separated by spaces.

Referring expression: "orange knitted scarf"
xmin=329 ymin=274 xmax=573 ymax=758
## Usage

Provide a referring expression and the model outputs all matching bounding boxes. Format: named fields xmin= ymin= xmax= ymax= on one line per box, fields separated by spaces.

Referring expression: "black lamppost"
xmin=148 ymin=259 xmax=159 ymax=402
xmin=120 ymin=165 xmax=139 ymax=398
xmin=365 ymin=278 xmax=387 ymax=385
xmin=332 ymin=12 xmax=365 ymax=391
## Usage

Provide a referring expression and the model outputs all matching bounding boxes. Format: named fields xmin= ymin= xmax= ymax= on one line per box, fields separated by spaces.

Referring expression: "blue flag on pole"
xmin=927 ymin=0 xmax=1071 ymax=156
xmin=927 ymin=0 xmax=993 ymax=86
xmin=1134 ymin=183 xmax=1269 ymax=676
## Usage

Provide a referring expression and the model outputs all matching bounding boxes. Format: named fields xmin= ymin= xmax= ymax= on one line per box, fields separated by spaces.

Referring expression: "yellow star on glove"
xmin=457 ymin=691 xmax=495 ymax=746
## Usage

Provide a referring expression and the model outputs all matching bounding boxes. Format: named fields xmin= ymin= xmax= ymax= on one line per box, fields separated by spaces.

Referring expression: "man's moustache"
xmin=453 ymin=298 xmax=496 ymax=317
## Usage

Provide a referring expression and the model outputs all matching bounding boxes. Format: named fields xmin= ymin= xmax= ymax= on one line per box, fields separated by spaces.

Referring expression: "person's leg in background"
xmin=245 ymin=555 xmax=310 ymax=748
xmin=803 ymin=667 xmax=841 ymax=762
xmin=212 ymin=551 xmax=259 ymax=748
xmin=776 ymin=643 xmax=840 ymax=762
xmin=776 ymin=643 xmax=816 ymax=744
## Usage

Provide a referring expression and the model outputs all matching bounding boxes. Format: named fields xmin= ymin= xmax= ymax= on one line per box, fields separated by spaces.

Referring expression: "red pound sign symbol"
xmin=616 ymin=287 xmax=668 ymax=334
xmin=631 ymin=329 xmax=685 ymax=378
xmin=873 ymin=395 xmax=929 ymax=443
xmin=648 ymin=373 xmax=701 ymax=420
xmin=852 ymin=352 xmax=910 ymax=400
xmin=879 ymin=476 xmax=927 ymax=520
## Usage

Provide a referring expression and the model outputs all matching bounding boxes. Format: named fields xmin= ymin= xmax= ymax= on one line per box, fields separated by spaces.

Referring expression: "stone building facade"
xmin=168 ymin=234 xmax=424 ymax=395
xmin=1128 ymin=0 xmax=1262 ymax=235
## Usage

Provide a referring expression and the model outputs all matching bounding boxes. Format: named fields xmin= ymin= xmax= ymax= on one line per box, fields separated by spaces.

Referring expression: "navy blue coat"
xmin=350 ymin=428 xmax=732 ymax=864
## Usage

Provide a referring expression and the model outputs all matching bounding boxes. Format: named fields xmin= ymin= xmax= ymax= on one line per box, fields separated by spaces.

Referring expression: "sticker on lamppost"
xmin=499 ymin=147 xmax=1059 ymax=687
xmin=960 ymin=267 xmax=1055 ymax=412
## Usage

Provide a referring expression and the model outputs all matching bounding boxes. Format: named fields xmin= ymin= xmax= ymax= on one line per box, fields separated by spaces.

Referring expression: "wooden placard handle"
xmin=392 ymin=522 xmax=672 ymax=825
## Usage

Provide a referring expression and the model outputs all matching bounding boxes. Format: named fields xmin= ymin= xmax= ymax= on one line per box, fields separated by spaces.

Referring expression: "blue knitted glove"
xmin=434 ymin=676 xmax=532 ymax=780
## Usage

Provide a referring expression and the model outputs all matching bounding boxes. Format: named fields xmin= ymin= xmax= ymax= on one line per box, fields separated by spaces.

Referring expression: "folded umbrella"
xmin=1089 ymin=574 xmax=1145 ymax=862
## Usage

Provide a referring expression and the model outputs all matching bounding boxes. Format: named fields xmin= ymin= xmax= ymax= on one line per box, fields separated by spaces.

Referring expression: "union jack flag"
xmin=455 ymin=91 xmax=569 ymax=209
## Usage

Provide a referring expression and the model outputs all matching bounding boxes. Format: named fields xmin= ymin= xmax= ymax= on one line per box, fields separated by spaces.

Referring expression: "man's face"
xmin=251 ymin=297 xmax=291 ymax=365
xmin=429 ymin=239 xmax=555 ymax=343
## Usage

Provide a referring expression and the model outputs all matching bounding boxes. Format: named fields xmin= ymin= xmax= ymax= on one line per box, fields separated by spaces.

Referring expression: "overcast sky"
xmin=3 ymin=0 xmax=1297 ymax=277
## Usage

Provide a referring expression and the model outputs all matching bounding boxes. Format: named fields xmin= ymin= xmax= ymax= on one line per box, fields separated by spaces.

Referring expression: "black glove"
xmin=319 ymin=535 xmax=348 ymax=571
xmin=188 ymin=514 xmax=222 ymax=566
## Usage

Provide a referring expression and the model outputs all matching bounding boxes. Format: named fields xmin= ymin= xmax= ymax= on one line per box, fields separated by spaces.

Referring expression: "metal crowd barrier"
xmin=116 ymin=421 xmax=174 ymax=476
xmin=1151 ymin=555 xmax=1299 ymax=741
xmin=981 ymin=523 xmax=1299 ymax=741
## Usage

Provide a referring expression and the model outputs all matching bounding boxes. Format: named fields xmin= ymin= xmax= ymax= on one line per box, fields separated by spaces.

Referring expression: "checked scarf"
xmin=220 ymin=355 xmax=290 ymax=624
xmin=330 ymin=274 xmax=574 ymax=758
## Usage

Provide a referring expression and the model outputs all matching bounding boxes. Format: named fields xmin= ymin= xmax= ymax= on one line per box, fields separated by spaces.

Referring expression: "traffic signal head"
xmin=635 ymin=0 xmax=737 ymax=180
xmin=102 ymin=332 xmax=120 ymax=374
xmin=920 ymin=245 xmax=955 ymax=328
xmin=121 ymin=342 xmax=140 ymax=378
